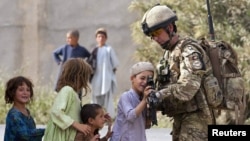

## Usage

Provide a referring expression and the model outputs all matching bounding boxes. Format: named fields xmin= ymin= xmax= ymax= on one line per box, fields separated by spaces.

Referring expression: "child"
xmin=75 ymin=103 xmax=113 ymax=141
xmin=110 ymin=62 xmax=155 ymax=141
xmin=89 ymin=27 xmax=119 ymax=119
xmin=43 ymin=58 xmax=93 ymax=141
xmin=4 ymin=76 xmax=45 ymax=141
xmin=52 ymin=29 xmax=90 ymax=96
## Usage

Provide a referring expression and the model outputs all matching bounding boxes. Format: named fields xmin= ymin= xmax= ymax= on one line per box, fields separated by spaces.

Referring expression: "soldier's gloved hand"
xmin=155 ymin=86 xmax=171 ymax=99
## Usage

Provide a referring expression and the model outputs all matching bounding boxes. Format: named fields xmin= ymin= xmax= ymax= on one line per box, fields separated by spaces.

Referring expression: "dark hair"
xmin=56 ymin=58 xmax=92 ymax=94
xmin=5 ymin=76 xmax=34 ymax=104
xmin=80 ymin=103 xmax=102 ymax=124
xmin=67 ymin=29 xmax=80 ymax=38
xmin=95 ymin=27 xmax=107 ymax=38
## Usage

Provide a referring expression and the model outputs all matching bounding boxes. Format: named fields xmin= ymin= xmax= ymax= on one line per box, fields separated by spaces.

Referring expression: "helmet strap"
xmin=160 ymin=27 xmax=175 ymax=50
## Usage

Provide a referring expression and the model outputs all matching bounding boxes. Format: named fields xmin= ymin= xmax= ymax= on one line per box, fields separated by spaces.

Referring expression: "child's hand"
xmin=104 ymin=113 xmax=111 ymax=120
xmin=90 ymin=134 xmax=100 ymax=141
xmin=104 ymin=113 xmax=112 ymax=125
xmin=104 ymin=114 xmax=113 ymax=140
xmin=143 ymin=85 xmax=153 ymax=100
xmin=104 ymin=128 xmax=113 ymax=140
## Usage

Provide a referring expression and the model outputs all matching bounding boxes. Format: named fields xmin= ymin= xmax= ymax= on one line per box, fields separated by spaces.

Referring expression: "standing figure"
xmin=4 ymin=76 xmax=45 ymax=141
xmin=110 ymin=62 xmax=154 ymax=141
xmin=52 ymin=29 xmax=90 ymax=97
xmin=43 ymin=58 xmax=92 ymax=141
xmin=75 ymin=103 xmax=113 ymax=141
xmin=90 ymin=27 xmax=119 ymax=119
xmin=141 ymin=4 xmax=214 ymax=141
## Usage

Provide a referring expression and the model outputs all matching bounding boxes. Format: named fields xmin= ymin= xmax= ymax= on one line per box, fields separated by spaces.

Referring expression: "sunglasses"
xmin=149 ymin=28 xmax=164 ymax=38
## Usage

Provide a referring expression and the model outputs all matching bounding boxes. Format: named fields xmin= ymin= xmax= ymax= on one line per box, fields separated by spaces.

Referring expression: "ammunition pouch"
xmin=157 ymin=95 xmax=198 ymax=117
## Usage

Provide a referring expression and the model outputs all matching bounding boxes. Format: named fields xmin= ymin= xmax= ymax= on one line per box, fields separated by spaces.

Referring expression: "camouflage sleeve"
xmin=156 ymin=44 xmax=204 ymax=101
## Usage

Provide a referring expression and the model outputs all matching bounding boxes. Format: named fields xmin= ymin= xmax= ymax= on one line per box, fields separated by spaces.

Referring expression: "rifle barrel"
xmin=206 ymin=0 xmax=215 ymax=41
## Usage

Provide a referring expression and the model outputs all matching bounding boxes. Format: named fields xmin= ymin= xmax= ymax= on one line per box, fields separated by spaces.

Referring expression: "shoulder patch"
xmin=182 ymin=45 xmax=200 ymax=57
xmin=183 ymin=50 xmax=204 ymax=71
xmin=191 ymin=53 xmax=203 ymax=70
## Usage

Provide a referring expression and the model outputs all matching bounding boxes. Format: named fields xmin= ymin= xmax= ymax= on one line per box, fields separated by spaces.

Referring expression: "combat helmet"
xmin=141 ymin=4 xmax=177 ymax=36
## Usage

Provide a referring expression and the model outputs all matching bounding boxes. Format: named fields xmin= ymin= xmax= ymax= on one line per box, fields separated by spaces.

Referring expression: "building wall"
xmin=0 ymin=0 xmax=139 ymax=95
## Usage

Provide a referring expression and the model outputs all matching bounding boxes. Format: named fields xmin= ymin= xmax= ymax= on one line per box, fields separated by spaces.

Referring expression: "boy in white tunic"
xmin=90 ymin=28 xmax=119 ymax=119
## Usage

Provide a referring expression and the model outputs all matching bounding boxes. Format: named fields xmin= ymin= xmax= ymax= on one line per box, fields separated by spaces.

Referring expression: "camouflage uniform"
xmin=156 ymin=38 xmax=214 ymax=141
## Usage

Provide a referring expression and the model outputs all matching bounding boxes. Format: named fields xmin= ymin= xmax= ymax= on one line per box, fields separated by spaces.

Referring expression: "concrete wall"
xmin=0 ymin=0 xmax=139 ymax=95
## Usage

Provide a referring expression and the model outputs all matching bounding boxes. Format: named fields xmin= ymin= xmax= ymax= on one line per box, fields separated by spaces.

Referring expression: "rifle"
xmin=205 ymin=0 xmax=246 ymax=125
xmin=206 ymin=0 xmax=215 ymax=41
xmin=145 ymin=75 xmax=158 ymax=127
xmin=147 ymin=92 xmax=158 ymax=126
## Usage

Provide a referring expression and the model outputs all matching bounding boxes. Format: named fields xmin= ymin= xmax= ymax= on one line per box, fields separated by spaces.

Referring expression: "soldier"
xmin=141 ymin=4 xmax=215 ymax=141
